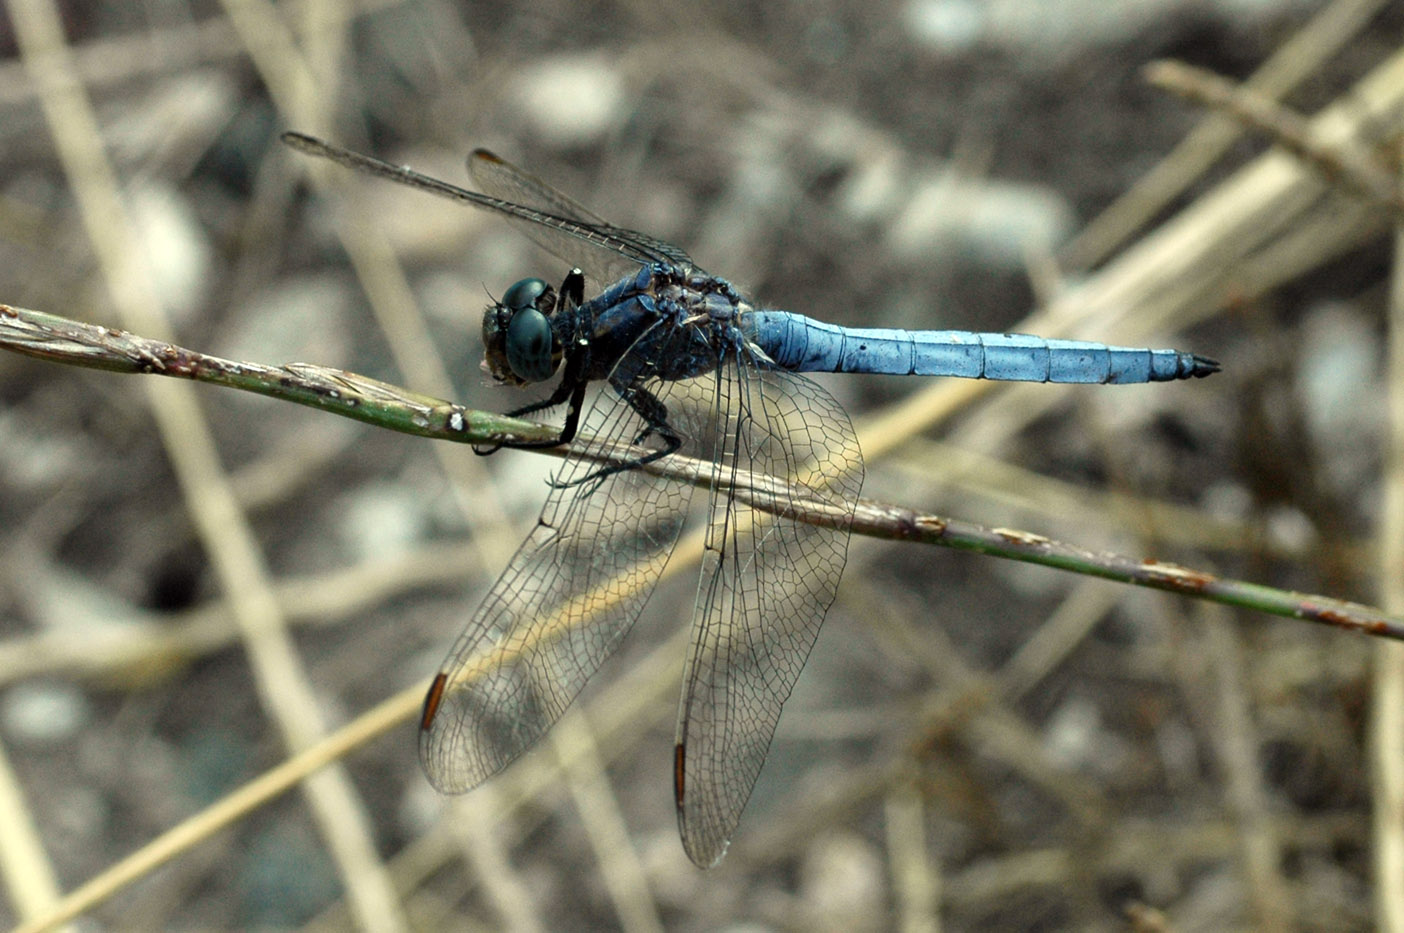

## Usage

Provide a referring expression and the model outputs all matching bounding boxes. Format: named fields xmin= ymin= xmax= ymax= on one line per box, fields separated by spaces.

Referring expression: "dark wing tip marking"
xmin=421 ymin=672 xmax=449 ymax=731
xmin=471 ymin=148 xmax=503 ymax=164
xmin=673 ymin=743 xmax=686 ymax=810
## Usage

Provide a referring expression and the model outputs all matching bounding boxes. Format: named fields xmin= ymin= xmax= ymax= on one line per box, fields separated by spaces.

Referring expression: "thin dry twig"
xmin=7 ymin=0 xmax=408 ymax=928
xmin=0 ymin=0 xmax=409 ymax=107
xmin=863 ymin=42 xmax=1404 ymax=474
xmin=1063 ymin=0 xmax=1393 ymax=268
xmin=1371 ymin=138 xmax=1404 ymax=932
xmin=14 ymin=611 xmax=700 ymax=933
xmin=5 ymin=298 xmax=1400 ymax=640
xmin=440 ymin=788 xmax=547 ymax=933
xmin=1146 ymin=59 xmax=1404 ymax=219
xmin=885 ymin=780 xmax=941 ymax=933
xmin=551 ymin=710 xmax=664 ymax=933
xmin=9 ymin=686 xmax=422 ymax=933
xmin=1199 ymin=606 xmax=1292 ymax=930
xmin=0 ymin=740 xmax=64 ymax=927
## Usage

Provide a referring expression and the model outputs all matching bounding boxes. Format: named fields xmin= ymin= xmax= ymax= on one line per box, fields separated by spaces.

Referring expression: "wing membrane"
xmin=673 ymin=363 xmax=863 ymax=867
xmin=281 ymin=133 xmax=694 ymax=290
xmin=468 ymin=149 xmax=698 ymax=286
xmin=285 ymin=132 xmax=866 ymax=864
xmin=420 ymin=373 xmax=719 ymax=791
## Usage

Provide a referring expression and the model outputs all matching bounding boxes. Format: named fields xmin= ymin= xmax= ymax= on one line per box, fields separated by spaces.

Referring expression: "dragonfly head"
xmin=481 ymin=277 xmax=563 ymax=386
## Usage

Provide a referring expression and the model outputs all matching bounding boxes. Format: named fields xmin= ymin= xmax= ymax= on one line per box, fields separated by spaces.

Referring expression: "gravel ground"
xmin=0 ymin=1 xmax=1400 ymax=929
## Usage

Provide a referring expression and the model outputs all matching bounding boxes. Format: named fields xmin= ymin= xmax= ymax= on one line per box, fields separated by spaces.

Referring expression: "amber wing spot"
xmin=673 ymin=743 xmax=686 ymax=809
xmin=421 ymin=673 xmax=448 ymax=731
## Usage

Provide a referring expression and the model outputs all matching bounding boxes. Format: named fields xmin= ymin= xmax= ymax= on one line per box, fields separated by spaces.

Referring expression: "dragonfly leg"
xmin=559 ymin=268 xmax=585 ymax=308
xmin=550 ymin=382 xmax=681 ymax=490
xmin=473 ymin=375 xmax=588 ymax=456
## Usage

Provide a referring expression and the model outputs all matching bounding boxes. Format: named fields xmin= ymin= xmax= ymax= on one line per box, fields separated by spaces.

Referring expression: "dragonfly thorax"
xmin=481 ymin=276 xmax=564 ymax=386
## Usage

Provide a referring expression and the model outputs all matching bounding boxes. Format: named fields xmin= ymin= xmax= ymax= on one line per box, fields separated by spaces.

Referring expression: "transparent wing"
xmin=419 ymin=373 xmax=716 ymax=792
xmin=468 ymin=149 xmax=699 ymax=286
xmin=466 ymin=147 xmax=611 ymax=227
xmin=280 ymin=134 xmax=694 ymax=291
xmin=673 ymin=362 xmax=864 ymax=868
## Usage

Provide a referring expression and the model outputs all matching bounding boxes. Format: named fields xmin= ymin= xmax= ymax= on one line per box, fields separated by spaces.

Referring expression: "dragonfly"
xmin=282 ymin=132 xmax=1217 ymax=868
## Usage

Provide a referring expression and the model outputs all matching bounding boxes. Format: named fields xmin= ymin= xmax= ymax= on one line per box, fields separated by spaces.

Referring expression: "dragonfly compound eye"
xmin=482 ymin=278 xmax=554 ymax=386
xmin=505 ymin=306 xmax=557 ymax=382
xmin=502 ymin=277 xmax=549 ymax=312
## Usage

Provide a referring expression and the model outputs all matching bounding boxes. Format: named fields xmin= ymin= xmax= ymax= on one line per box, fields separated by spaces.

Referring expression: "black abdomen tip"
xmin=1188 ymin=354 xmax=1220 ymax=378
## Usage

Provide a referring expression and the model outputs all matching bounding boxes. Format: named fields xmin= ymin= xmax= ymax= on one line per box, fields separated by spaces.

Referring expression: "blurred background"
xmin=0 ymin=0 xmax=1400 ymax=929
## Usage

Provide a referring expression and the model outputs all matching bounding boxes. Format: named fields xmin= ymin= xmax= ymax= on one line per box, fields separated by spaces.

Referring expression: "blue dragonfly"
xmin=283 ymin=132 xmax=1217 ymax=868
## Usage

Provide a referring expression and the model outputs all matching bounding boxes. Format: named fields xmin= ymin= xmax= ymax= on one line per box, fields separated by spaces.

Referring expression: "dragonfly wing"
xmin=469 ymin=149 xmax=700 ymax=286
xmin=673 ymin=363 xmax=864 ymax=868
xmin=420 ymin=380 xmax=698 ymax=792
xmin=281 ymin=134 xmax=693 ymax=290
xmin=467 ymin=148 xmax=611 ymax=226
